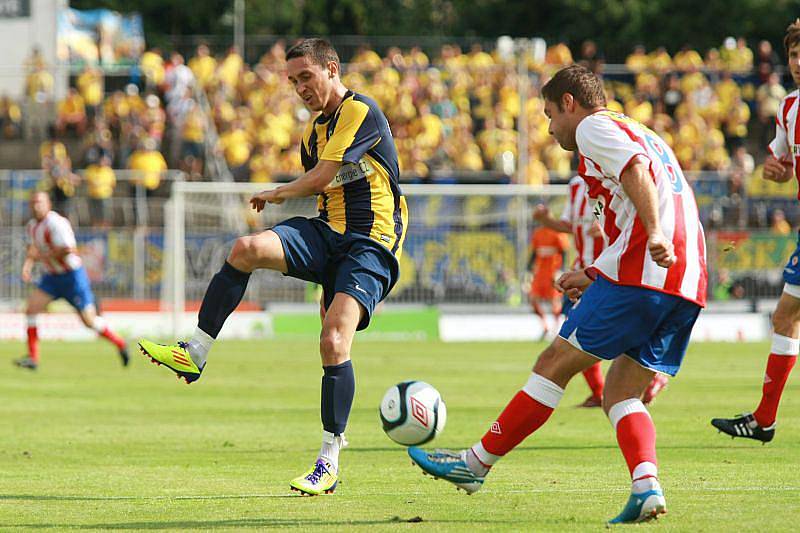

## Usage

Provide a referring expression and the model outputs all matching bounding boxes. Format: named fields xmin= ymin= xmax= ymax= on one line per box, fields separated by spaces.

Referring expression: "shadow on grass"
xmin=1 ymin=517 xmax=519 ymax=529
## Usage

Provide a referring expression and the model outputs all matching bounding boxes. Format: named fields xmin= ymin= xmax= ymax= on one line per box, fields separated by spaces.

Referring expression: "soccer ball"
xmin=379 ymin=381 xmax=447 ymax=446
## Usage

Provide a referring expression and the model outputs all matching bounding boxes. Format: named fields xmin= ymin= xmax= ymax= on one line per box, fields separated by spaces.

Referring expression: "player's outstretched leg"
xmin=138 ymin=260 xmax=250 ymax=382
xmin=711 ymin=294 xmax=799 ymax=443
xmin=290 ymin=293 xmax=358 ymax=496
xmin=409 ymin=338 xmax=592 ymax=494
xmin=140 ymin=232 xmax=284 ymax=383
xmin=605 ymin=359 xmax=666 ymax=524
xmin=139 ymin=261 xmax=250 ymax=383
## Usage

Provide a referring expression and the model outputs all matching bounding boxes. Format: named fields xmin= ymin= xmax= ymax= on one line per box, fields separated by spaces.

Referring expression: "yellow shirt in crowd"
xmin=85 ymin=164 xmax=116 ymax=199
xmin=128 ymin=149 xmax=167 ymax=190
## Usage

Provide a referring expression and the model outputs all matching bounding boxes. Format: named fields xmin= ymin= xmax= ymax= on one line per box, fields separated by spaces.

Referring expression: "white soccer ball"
xmin=379 ymin=381 xmax=447 ymax=446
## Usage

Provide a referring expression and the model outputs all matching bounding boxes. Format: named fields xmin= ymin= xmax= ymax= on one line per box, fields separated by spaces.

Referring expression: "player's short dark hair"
xmin=541 ymin=64 xmax=607 ymax=111
xmin=285 ymin=38 xmax=340 ymax=69
xmin=785 ymin=19 xmax=800 ymax=55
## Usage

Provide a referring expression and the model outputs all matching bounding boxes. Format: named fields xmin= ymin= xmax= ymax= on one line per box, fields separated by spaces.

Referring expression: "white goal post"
xmin=163 ymin=181 xmax=569 ymax=337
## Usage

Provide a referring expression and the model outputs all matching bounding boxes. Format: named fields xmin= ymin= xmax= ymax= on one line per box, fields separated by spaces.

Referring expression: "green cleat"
xmin=289 ymin=459 xmax=338 ymax=496
xmin=138 ymin=339 xmax=203 ymax=384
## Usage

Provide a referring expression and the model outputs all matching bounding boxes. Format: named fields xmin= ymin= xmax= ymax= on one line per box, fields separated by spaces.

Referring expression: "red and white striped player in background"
xmin=712 ymin=19 xmax=800 ymax=443
xmin=533 ymin=176 xmax=669 ymax=407
xmin=15 ymin=191 xmax=129 ymax=370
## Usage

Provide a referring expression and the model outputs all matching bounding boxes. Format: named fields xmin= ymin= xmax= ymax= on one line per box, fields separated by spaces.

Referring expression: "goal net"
xmin=163 ymin=181 xmax=569 ymax=335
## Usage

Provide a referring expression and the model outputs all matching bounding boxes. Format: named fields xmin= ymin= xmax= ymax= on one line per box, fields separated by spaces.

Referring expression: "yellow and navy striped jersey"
xmin=301 ymin=90 xmax=408 ymax=257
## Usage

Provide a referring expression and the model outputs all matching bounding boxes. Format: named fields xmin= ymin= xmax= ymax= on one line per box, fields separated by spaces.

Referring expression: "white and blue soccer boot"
xmin=609 ymin=477 xmax=667 ymax=524
xmin=407 ymin=447 xmax=485 ymax=494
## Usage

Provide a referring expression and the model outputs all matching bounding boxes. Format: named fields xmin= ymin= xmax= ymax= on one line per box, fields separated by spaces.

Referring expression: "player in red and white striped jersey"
xmin=408 ymin=65 xmax=706 ymax=523
xmin=15 ymin=191 xmax=128 ymax=370
xmin=712 ymin=20 xmax=800 ymax=443
xmin=535 ymin=175 xmax=671 ymax=408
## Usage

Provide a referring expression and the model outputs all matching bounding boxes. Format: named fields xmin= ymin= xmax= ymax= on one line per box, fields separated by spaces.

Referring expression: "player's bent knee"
xmin=228 ymin=232 xmax=285 ymax=272
xmin=319 ymin=327 xmax=350 ymax=364
xmin=228 ymin=236 xmax=258 ymax=270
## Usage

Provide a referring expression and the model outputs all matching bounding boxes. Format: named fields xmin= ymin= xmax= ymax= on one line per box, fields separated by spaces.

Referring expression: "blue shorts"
xmin=271 ymin=217 xmax=400 ymax=330
xmin=37 ymin=267 xmax=95 ymax=311
xmin=561 ymin=293 xmax=574 ymax=316
xmin=783 ymin=231 xmax=800 ymax=285
xmin=558 ymin=277 xmax=701 ymax=376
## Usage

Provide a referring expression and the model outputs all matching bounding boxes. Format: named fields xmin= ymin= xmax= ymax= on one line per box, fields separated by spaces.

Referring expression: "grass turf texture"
xmin=0 ymin=340 xmax=797 ymax=530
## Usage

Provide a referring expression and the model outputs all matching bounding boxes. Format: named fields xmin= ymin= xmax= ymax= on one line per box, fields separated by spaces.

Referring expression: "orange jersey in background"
xmin=530 ymin=227 xmax=569 ymax=299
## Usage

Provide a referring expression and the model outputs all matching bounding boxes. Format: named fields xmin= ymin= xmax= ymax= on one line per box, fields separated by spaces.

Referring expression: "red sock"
xmin=480 ymin=391 xmax=554 ymax=457
xmin=610 ymin=399 xmax=657 ymax=478
xmin=27 ymin=326 xmax=39 ymax=363
xmin=753 ymin=354 xmax=797 ymax=427
xmin=475 ymin=373 xmax=564 ymax=462
xmin=99 ymin=327 xmax=126 ymax=350
xmin=582 ymin=362 xmax=604 ymax=399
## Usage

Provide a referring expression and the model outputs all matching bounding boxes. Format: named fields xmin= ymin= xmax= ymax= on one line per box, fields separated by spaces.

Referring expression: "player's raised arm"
xmin=533 ymin=204 xmax=572 ymax=233
xmin=249 ymin=160 xmax=341 ymax=212
xmin=619 ymin=156 xmax=675 ymax=268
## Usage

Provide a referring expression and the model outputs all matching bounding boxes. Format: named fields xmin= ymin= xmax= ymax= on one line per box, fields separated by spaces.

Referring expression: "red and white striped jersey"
xmin=26 ymin=211 xmax=82 ymax=274
xmin=559 ymin=175 xmax=605 ymax=269
xmin=576 ymin=110 xmax=707 ymax=306
xmin=768 ymin=89 xmax=800 ymax=198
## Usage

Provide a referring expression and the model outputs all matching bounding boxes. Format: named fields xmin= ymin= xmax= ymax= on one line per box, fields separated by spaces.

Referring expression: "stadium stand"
xmin=2 ymin=37 xmax=799 ymax=304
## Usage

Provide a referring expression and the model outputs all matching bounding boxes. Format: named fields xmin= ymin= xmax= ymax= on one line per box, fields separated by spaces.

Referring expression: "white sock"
xmin=464 ymin=447 xmax=491 ymax=476
xmin=632 ymin=475 xmax=660 ymax=494
xmin=90 ymin=315 xmax=107 ymax=334
xmin=319 ymin=430 xmax=347 ymax=473
xmin=187 ymin=327 xmax=214 ymax=367
xmin=631 ymin=461 xmax=659 ymax=493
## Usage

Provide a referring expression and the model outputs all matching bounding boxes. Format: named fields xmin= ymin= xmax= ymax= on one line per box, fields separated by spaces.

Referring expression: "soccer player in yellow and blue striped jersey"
xmin=138 ymin=38 xmax=407 ymax=496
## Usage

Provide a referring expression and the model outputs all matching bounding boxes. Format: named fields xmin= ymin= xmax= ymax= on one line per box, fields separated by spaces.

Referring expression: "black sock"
xmin=197 ymin=261 xmax=251 ymax=338
xmin=321 ymin=360 xmax=355 ymax=435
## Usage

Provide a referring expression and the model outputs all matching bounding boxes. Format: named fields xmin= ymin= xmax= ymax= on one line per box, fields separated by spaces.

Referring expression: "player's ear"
xmin=327 ymin=60 xmax=338 ymax=79
xmin=562 ymin=93 xmax=575 ymax=112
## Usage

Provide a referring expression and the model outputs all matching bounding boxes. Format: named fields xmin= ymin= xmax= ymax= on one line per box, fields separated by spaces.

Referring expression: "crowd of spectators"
xmin=16 ymin=47 xmax=204 ymax=227
xmin=183 ymin=37 xmax=788 ymax=189
xmin=5 ymin=37 xmax=798 ymax=229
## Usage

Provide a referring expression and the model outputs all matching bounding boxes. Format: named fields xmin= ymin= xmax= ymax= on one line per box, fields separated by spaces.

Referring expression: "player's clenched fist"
xmin=249 ymin=189 xmax=285 ymax=212
xmin=647 ymin=233 xmax=675 ymax=268
xmin=556 ymin=269 xmax=593 ymax=302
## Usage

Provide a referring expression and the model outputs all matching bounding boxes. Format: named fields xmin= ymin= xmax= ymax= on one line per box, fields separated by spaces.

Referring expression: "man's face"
xmin=29 ymin=193 xmax=50 ymax=220
xmin=544 ymin=96 xmax=578 ymax=151
xmin=287 ymin=56 xmax=335 ymax=113
xmin=789 ymin=42 xmax=800 ymax=87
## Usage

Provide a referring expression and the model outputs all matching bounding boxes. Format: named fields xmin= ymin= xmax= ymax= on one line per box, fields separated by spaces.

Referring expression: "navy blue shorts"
xmin=558 ymin=277 xmax=702 ymax=376
xmin=271 ymin=217 xmax=400 ymax=330
xmin=37 ymin=267 xmax=95 ymax=311
xmin=783 ymin=231 xmax=800 ymax=285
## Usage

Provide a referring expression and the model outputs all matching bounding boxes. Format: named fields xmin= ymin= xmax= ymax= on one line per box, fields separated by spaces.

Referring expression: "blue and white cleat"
xmin=609 ymin=477 xmax=667 ymax=524
xmin=407 ymin=447 xmax=484 ymax=494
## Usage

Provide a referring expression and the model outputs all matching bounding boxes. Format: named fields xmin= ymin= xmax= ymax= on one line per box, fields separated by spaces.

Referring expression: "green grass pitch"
xmin=0 ymin=339 xmax=798 ymax=530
